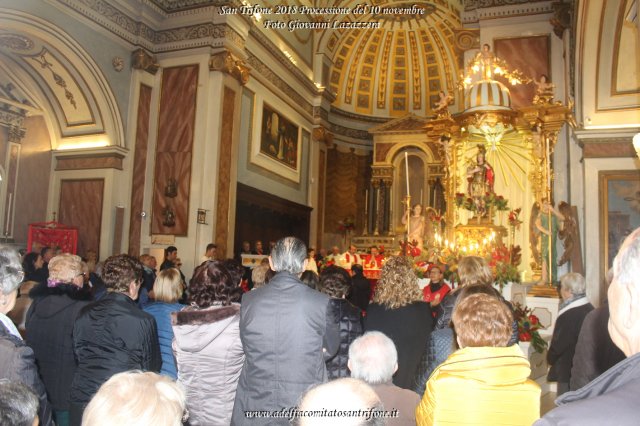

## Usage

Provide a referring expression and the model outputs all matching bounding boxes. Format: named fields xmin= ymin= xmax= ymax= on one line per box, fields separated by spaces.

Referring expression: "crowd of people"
xmin=0 ymin=231 xmax=639 ymax=425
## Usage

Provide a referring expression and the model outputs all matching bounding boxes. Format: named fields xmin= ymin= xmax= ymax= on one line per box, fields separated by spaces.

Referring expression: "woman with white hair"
xmin=82 ymin=371 xmax=186 ymax=426
xmin=26 ymin=253 xmax=92 ymax=426
xmin=0 ymin=246 xmax=53 ymax=425
xmin=547 ymin=272 xmax=594 ymax=395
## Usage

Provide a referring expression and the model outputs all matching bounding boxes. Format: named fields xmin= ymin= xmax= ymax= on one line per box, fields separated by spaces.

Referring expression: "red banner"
xmin=27 ymin=222 xmax=78 ymax=254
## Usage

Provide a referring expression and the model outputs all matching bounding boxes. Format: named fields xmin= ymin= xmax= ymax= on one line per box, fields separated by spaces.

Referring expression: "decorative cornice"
xmin=248 ymin=26 xmax=317 ymax=94
xmin=55 ymin=0 xmax=245 ymax=53
xmin=245 ymin=52 xmax=313 ymax=116
xmin=131 ymin=48 xmax=159 ymax=74
xmin=209 ymin=50 xmax=250 ymax=85
xmin=329 ymin=122 xmax=371 ymax=141
xmin=329 ymin=107 xmax=388 ymax=124
xmin=53 ymin=145 xmax=128 ymax=170
xmin=146 ymin=0 xmax=225 ymax=13
xmin=462 ymin=0 xmax=554 ymax=23
xmin=465 ymin=0 xmax=549 ymax=11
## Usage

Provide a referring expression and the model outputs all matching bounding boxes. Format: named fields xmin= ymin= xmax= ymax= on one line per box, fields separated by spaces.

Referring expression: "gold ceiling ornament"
xmin=457 ymin=44 xmax=532 ymax=152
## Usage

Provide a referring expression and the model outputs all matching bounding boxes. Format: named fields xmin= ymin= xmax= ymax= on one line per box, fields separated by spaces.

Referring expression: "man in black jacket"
xmin=69 ymin=254 xmax=161 ymax=426
xmin=231 ymin=237 xmax=339 ymax=425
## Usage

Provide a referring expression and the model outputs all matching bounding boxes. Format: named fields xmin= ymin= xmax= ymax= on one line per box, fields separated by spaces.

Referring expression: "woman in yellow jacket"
xmin=416 ymin=290 xmax=541 ymax=425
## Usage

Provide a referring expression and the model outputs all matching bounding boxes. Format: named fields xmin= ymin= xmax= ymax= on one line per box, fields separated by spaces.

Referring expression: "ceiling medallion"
xmin=0 ymin=33 xmax=35 ymax=52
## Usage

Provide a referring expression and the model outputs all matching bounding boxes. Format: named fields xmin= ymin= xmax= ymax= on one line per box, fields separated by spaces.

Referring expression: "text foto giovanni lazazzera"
xmin=218 ymin=3 xmax=427 ymax=31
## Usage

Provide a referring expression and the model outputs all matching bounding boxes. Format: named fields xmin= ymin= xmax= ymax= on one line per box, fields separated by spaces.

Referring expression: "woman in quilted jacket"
xmin=172 ymin=260 xmax=244 ymax=426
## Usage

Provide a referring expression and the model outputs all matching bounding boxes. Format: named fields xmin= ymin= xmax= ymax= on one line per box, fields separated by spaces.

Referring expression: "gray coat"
xmin=231 ymin=272 xmax=339 ymax=425
xmin=535 ymin=352 xmax=640 ymax=425
xmin=172 ymin=304 xmax=243 ymax=426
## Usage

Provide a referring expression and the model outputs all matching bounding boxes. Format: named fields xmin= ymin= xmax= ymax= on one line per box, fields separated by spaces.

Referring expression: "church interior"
xmin=0 ymin=0 xmax=638 ymax=312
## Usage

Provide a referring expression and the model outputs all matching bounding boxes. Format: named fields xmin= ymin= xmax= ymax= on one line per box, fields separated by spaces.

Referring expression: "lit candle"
xmin=404 ymin=152 xmax=410 ymax=198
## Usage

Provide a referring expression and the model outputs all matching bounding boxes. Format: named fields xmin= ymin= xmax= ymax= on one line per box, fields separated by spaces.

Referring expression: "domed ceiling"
xmin=318 ymin=0 xmax=465 ymax=118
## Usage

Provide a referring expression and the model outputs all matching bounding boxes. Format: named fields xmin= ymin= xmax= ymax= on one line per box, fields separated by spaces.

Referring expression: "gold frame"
xmin=599 ymin=170 xmax=640 ymax=298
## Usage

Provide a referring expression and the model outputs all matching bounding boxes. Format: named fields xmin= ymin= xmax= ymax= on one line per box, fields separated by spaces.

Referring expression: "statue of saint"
xmin=474 ymin=43 xmax=496 ymax=80
xmin=535 ymin=200 xmax=565 ymax=284
xmin=466 ymin=145 xmax=495 ymax=217
xmin=402 ymin=203 xmax=426 ymax=248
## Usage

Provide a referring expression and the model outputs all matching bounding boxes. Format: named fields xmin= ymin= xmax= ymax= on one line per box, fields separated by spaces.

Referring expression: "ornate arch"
xmin=0 ymin=9 xmax=124 ymax=148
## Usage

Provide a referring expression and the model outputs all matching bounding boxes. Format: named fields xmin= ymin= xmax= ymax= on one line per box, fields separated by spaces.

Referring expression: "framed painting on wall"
xmin=251 ymin=100 xmax=302 ymax=183
xmin=600 ymin=170 xmax=640 ymax=277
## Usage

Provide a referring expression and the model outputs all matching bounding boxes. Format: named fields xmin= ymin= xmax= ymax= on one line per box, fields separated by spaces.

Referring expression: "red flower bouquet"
xmin=513 ymin=303 xmax=547 ymax=353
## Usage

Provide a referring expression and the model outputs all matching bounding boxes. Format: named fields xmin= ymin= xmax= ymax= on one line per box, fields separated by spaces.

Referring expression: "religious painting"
xmin=494 ymin=35 xmax=550 ymax=108
xmin=600 ymin=171 xmax=640 ymax=274
xmin=259 ymin=103 xmax=299 ymax=171
xmin=250 ymin=98 xmax=304 ymax=183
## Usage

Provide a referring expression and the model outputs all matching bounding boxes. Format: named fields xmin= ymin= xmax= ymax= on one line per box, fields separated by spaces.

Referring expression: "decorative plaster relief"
xmin=131 ymin=49 xmax=159 ymax=75
xmin=209 ymin=51 xmax=250 ymax=85
xmin=245 ymin=53 xmax=313 ymax=116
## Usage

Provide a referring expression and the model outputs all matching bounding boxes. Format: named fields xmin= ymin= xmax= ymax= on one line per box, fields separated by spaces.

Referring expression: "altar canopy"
xmin=27 ymin=221 xmax=78 ymax=254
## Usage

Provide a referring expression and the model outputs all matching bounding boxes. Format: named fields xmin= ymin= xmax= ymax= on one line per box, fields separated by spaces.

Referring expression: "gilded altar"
xmin=360 ymin=47 xmax=575 ymax=289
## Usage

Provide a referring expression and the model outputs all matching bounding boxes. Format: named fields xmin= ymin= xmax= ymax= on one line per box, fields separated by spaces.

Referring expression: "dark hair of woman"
xmin=102 ymin=254 xmax=143 ymax=293
xmin=22 ymin=252 xmax=40 ymax=279
xmin=319 ymin=265 xmax=351 ymax=298
xmin=300 ymin=270 xmax=319 ymax=290
xmin=189 ymin=260 xmax=242 ymax=308
xmin=222 ymin=258 xmax=244 ymax=286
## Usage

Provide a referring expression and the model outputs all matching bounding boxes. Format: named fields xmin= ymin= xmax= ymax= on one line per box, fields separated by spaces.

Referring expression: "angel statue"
xmin=535 ymin=200 xmax=565 ymax=284
xmin=558 ymin=201 xmax=584 ymax=274
xmin=533 ymin=74 xmax=555 ymax=105
xmin=434 ymin=91 xmax=454 ymax=117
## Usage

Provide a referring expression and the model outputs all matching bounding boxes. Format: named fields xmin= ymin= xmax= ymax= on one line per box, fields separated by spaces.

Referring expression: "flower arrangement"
xmin=508 ymin=208 xmax=523 ymax=228
xmin=317 ymin=258 xmax=335 ymax=272
xmin=489 ymin=245 xmax=522 ymax=289
xmin=455 ymin=193 xmax=476 ymax=211
xmin=494 ymin=194 xmax=509 ymax=211
xmin=513 ymin=303 xmax=547 ymax=353
xmin=414 ymin=260 xmax=431 ymax=279
xmin=399 ymin=239 xmax=422 ymax=258
xmin=337 ymin=216 xmax=355 ymax=233
xmin=455 ymin=192 xmax=509 ymax=213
